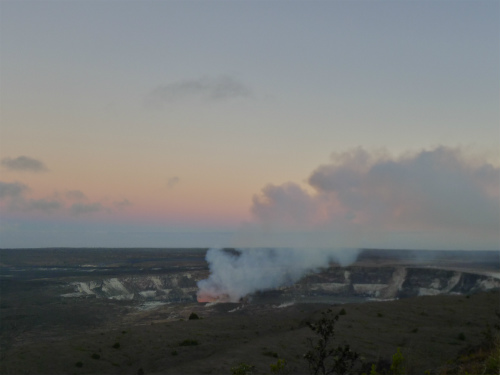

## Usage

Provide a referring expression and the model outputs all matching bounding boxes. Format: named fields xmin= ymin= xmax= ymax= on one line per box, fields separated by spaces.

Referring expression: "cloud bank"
xmin=113 ymin=199 xmax=132 ymax=209
xmin=249 ymin=146 xmax=499 ymax=250
xmin=0 ymin=182 xmax=131 ymax=217
xmin=0 ymin=181 xmax=29 ymax=199
xmin=1 ymin=156 xmax=48 ymax=172
xmin=146 ymin=76 xmax=251 ymax=108
xmin=25 ymin=198 xmax=62 ymax=213
xmin=65 ymin=190 xmax=87 ymax=201
xmin=69 ymin=202 xmax=103 ymax=216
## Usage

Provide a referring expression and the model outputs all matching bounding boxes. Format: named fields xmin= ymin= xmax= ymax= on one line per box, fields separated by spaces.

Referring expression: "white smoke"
xmin=196 ymin=247 xmax=359 ymax=302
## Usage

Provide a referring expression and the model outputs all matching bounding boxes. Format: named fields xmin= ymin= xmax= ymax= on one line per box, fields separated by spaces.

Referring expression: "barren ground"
xmin=0 ymin=248 xmax=498 ymax=374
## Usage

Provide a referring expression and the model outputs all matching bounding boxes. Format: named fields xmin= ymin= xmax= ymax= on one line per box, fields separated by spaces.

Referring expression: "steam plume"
xmin=197 ymin=146 xmax=498 ymax=302
xmin=197 ymin=247 xmax=359 ymax=303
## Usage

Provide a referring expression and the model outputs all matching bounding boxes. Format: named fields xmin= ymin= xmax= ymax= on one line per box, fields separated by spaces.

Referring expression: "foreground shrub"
xmin=304 ymin=308 xmax=359 ymax=375
xmin=484 ymin=342 xmax=500 ymax=374
xmin=231 ymin=362 xmax=255 ymax=375
xmin=188 ymin=312 xmax=200 ymax=320
xmin=389 ymin=348 xmax=405 ymax=375
xmin=365 ymin=348 xmax=405 ymax=375
xmin=270 ymin=358 xmax=289 ymax=374
xmin=440 ymin=332 xmax=500 ymax=375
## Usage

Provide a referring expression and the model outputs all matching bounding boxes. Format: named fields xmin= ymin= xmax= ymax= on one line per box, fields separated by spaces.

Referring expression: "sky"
xmin=0 ymin=0 xmax=499 ymax=250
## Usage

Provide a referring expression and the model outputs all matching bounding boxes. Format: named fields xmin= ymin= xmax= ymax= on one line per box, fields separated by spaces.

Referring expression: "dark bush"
xmin=179 ymin=339 xmax=199 ymax=346
xmin=262 ymin=350 xmax=279 ymax=358
xmin=339 ymin=308 xmax=346 ymax=315
xmin=188 ymin=312 xmax=200 ymax=320
xmin=75 ymin=361 xmax=83 ymax=368
xmin=91 ymin=353 xmax=100 ymax=360
xmin=112 ymin=342 xmax=120 ymax=349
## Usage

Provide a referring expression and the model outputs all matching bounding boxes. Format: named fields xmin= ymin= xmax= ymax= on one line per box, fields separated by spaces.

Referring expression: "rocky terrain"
xmin=0 ymin=248 xmax=499 ymax=374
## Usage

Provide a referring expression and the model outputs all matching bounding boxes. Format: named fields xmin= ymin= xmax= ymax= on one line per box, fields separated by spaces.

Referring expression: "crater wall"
xmin=61 ymin=266 xmax=499 ymax=302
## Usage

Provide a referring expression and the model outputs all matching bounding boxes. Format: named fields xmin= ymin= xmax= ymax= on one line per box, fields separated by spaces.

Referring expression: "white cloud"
xmin=249 ymin=146 xmax=500 ymax=249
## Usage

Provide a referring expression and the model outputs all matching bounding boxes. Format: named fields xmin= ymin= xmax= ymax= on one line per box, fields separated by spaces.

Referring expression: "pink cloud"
xmin=249 ymin=146 xmax=499 ymax=249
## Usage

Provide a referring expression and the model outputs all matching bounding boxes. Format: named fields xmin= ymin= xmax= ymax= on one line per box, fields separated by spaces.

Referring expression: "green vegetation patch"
xmin=231 ymin=362 xmax=255 ymax=375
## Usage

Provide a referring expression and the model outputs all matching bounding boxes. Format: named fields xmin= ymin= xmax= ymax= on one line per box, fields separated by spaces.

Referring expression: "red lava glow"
xmin=197 ymin=296 xmax=216 ymax=303
xmin=197 ymin=293 xmax=231 ymax=303
xmin=197 ymin=293 xmax=218 ymax=303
